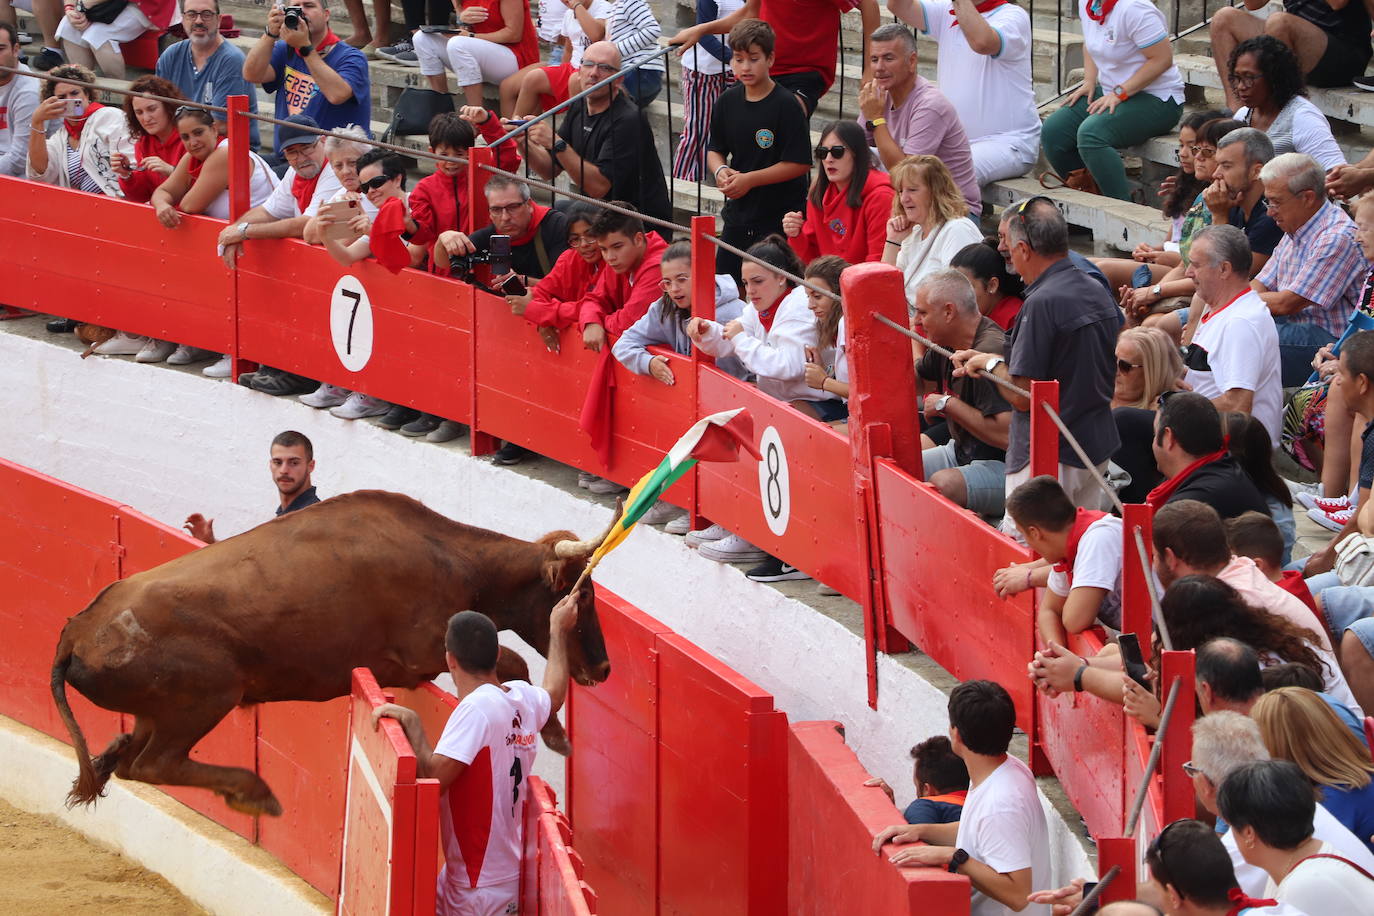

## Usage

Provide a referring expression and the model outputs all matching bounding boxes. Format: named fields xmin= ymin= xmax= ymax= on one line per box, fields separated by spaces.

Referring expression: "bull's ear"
xmin=541 ymin=555 xmax=574 ymax=593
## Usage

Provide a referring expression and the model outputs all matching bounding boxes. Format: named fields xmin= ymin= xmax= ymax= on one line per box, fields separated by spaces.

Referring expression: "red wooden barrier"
xmin=522 ymin=779 xmax=597 ymax=916
xmin=787 ymin=721 xmax=970 ymax=915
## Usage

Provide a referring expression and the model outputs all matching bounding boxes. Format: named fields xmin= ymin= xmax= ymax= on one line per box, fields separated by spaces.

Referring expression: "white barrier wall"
xmin=0 ymin=331 xmax=1093 ymax=885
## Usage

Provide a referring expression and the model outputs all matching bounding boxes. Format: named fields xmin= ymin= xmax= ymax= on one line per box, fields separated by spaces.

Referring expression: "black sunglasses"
xmin=359 ymin=173 xmax=395 ymax=192
xmin=1116 ymin=359 xmax=1141 ymax=374
xmin=814 ymin=145 xmax=847 ymax=161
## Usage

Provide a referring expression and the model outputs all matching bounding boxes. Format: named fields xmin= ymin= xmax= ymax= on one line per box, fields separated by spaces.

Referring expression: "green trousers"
xmin=1041 ymin=89 xmax=1182 ymax=200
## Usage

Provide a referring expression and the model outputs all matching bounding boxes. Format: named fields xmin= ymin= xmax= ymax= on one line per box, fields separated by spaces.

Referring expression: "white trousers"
xmin=413 ymin=31 xmax=518 ymax=87
xmin=437 ymin=875 xmax=519 ymax=916
xmin=971 ymin=134 xmax=1039 ymax=187
xmin=55 ymin=4 xmax=153 ymax=50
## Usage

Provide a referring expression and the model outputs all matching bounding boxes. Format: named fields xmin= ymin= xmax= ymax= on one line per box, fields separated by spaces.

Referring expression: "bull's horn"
xmin=552 ymin=503 xmax=623 ymax=559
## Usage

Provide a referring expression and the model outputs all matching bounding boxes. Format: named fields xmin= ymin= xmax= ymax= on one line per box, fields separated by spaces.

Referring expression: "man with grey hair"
xmin=1190 ymin=710 xmax=1374 ymax=896
xmin=1253 ymin=152 xmax=1368 ymax=387
xmin=1203 ymin=129 xmax=1281 ymax=277
xmin=1183 ymin=225 xmax=1282 ymax=445
xmin=957 ymin=198 xmax=1121 ymax=527
xmin=914 ymin=269 xmax=1013 ymax=516
xmin=856 ymin=23 xmax=980 ymax=215
xmin=156 ymin=0 xmax=260 ymax=149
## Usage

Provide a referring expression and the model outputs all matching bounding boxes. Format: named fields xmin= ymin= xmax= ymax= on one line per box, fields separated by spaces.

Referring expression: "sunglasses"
xmin=1189 ymin=146 xmax=1216 ymax=158
xmin=359 ymin=173 xmax=395 ymax=192
xmin=814 ymin=145 xmax=847 ymax=161
xmin=1116 ymin=359 xmax=1141 ymax=374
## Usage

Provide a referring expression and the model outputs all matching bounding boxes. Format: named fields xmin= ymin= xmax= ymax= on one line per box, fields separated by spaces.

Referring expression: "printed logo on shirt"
xmin=1104 ymin=26 xmax=1117 ymax=43
xmin=828 ymin=217 xmax=847 ymax=237
xmin=754 ymin=128 xmax=775 ymax=149
xmin=280 ymin=65 xmax=319 ymax=116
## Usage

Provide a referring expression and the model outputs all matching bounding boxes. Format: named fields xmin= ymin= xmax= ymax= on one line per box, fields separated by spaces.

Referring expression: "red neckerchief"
xmin=1224 ymin=888 xmax=1278 ymax=916
xmin=509 ymin=202 xmax=550 ymax=246
xmin=951 ymin=0 xmax=1007 ymax=26
xmin=1146 ymin=449 xmax=1228 ymax=508
xmin=62 ymin=101 xmax=104 ymax=142
xmin=1051 ymin=508 xmax=1107 ymax=575
xmin=290 ymin=170 xmax=322 ymax=215
xmin=757 ymin=304 xmax=778 ymax=333
xmin=187 ymin=154 xmax=205 ymax=181
xmin=1202 ymin=287 xmax=1249 ymax=325
xmin=1084 ymin=0 xmax=1120 ymax=24
xmin=295 ymin=29 xmax=340 ymax=58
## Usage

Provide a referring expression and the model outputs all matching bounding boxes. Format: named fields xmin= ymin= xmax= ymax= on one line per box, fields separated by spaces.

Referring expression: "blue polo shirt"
xmin=156 ymin=38 xmax=261 ymax=149
xmin=275 ymin=486 xmax=321 ymax=516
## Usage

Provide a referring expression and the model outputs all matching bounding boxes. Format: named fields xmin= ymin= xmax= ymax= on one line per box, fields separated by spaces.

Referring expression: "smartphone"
xmin=63 ymin=98 xmax=86 ymax=118
xmin=504 ymin=119 xmax=528 ymax=128
xmin=1117 ymin=633 xmax=1151 ymax=690
xmin=418 ymin=24 xmax=460 ymax=32
xmin=501 ymin=274 xmax=526 ymax=297
xmin=319 ymin=199 xmax=360 ymax=240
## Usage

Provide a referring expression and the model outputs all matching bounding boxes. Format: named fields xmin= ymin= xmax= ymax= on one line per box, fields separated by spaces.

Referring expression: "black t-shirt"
xmin=1112 ymin=407 xmax=1165 ymax=504
xmin=917 ymin=316 xmax=1013 ymax=463
xmin=1359 ymin=417 xmax=1374 ymax=491
xmin=470 ymin=210 xmax=570 ymax=281
xmin=1006 ymin=258 xmax=1123 ymax=472
xmin=276 ymin=486 xmax=321 ymax=516
xmin=557 ymin=92 xmax=672 ymax=226
xmin=707 ymin=82 xmax=810 ymax=229
xmin=1167 ymin=454 xmax=1272 ymax=519
xmin=1287 ymin=0 xmax=1371 ymax=54
xmin=1229 ymin=197 xmax=1283 ymax=259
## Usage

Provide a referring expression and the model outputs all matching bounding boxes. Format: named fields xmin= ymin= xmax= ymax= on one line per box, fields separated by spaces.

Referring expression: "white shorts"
xmin=55 ymin=3 xmax=153 ymax=50
xmin=413 ymin=30 xmax=518 ymax=86
xmin=12 ymin=0 xmax=33 ymax=13
xmin=970 ymin=134 xmax=1038 ymax=187
xmin=437 ymin=875 xmax=519 ymax=916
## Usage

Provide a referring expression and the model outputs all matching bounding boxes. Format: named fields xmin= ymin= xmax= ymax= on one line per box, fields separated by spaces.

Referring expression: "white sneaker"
xmin=664 ymin=514 xmax=693 ymax=535
xmin=1297 ymin=492 xmax=1353 ymax=513
xmin=1308 ymin=506 xmax=1353 ymax=533
xmin=134 ymin=338 xmax=176 ymax=363
xmin=330 ymin=392 xmax=390 ymax=420
xmin=300 ymin=383 xmax=350 ymax=409
xmin=684 ymin=522 xmax=729 ymax=547
xmin=202 ymin=354 xmax=232 ymax=378
xmin=577 ymin=471 xmax=597 ymax=489
xmin=698 ymin=533 xmax=768 ymax=564
xmin=586 ymin=476 xmax=629 ymax=495
xmin=166 ymin=344 xmax=213 ymax=365
xmin=639 ymin=501 xmax=685 ymax=526
xmin=93 ymin=332 xmax=146 ymax=356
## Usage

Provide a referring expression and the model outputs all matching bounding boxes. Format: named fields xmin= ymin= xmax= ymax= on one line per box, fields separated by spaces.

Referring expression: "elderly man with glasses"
xmin=155 ymin=0 xmax=260 ymax=148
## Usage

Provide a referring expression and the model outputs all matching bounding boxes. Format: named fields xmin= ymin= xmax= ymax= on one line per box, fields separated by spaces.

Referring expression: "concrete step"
xmin=983 ymin=176 xmax=1171 ymax=253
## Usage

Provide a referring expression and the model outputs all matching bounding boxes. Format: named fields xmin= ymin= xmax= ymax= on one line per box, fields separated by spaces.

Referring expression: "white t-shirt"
xmin=1185 ymin=289 xmax=1282 ymax=448
xmin=261 ymin=158 xmax=344 ymax=220
xmin=1265 ymin=841 xmax=1374 ymax=913
xmin=896 ymin=216 xmax=986 ymax=309
xmin=1047 ymin=514 xmax=1123 ymax=630
xmin=202 ymin=138 xmax=279 ymax=221
xmin=1078 ymin=0 xmax=1185 ymax=103
xmin=560 ymin=0 xmax=613 ymax=69
xmin=954 ymin=755 xmax=1051 ymax=916
xmin=920 ymin=1 xmax=1040 ymax=151
xmin=1225 ymin=805 xmax=1374 ymax=897
xmin=537 ymin=0 xmax=564 ymax=43
xmin=679 ymin=0 xmax=744 ymax=75
xmin=1235 ymin=98 xmax=1346 ymax=172
xmin=435 ymin=681 xmax=552 ymax=893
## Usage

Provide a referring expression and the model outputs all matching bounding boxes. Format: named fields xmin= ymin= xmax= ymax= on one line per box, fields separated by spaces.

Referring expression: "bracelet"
xmin=1073 ymin=662 xmax=1088 ymax=693
xmin=885 ymin=239 xmax=901 ymax=247
xmin=1024 ymin=568 xmax=1032 ymax=591
xmin=713 ymin=164 xmax=729 ymax=179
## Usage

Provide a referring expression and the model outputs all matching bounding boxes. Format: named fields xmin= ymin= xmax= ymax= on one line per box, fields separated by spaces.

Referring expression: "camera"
xmin=447 ymin=234 xmax=513 ymax=289
xmin=283 ymin=5 xmax=304 ymax=29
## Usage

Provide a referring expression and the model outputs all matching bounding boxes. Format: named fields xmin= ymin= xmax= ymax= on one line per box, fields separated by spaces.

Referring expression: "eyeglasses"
xmin=582 ymin=61 xmax=619 ymax=74
xmin=1116 ymin=359 xmax=1141 ymax=374
xmin=659 ymin=274 xmax=691 ymax=290
xmin=488 ymin=201 xmax=529 ymax=216
xmin=182 ymin=9 xmax=218 ymax=20
xmin=1181 ymin=761 xmax=1204 ymax=779
xmin=814 ymin=145 xmax=848 ymax=161
xmin=1189 ymin=146 xmax=1216 ymax=158
xmin=359 ymin=173 xmax=395 ymax=192
xmin=1227 ymin=72 xmax=1261 ymax=88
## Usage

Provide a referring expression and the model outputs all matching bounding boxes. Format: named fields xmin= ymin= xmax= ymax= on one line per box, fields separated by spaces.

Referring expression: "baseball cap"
xmin=277 ymin=114 xmax=322 ymax=149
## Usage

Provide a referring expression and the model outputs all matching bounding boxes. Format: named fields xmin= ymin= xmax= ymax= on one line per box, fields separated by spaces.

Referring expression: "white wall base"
xmin=0 ymin=330 xmax=1093 ymax=887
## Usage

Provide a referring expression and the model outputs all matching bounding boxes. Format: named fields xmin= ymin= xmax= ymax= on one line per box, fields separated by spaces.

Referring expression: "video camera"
xmin=448 ymin=234 xmax=513 ymax=293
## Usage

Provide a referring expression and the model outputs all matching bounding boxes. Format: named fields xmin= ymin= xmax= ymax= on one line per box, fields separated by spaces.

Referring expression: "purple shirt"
xmin=1256 ymin=200 xmax=1368 ymax=338
xmin=861 ymin=76 xmax=980 ymax=215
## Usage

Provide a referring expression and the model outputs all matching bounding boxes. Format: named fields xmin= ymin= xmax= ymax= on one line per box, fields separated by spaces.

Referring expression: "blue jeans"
xmin=1276 ymin=317 xmax=1337 ymax=389
xmin=623 ymin=68 xmax=662 ymax=107
xmin=922 ymin=441 xmax=1008 ymax=517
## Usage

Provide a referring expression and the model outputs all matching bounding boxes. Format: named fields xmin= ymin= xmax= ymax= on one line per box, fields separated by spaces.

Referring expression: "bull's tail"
xmin=51 ymin=638 xmax=103 ymax=807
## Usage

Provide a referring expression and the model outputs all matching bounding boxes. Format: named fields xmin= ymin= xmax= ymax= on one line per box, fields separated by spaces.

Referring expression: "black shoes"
xmin=492 ymin=441 xmax=530 ymax=465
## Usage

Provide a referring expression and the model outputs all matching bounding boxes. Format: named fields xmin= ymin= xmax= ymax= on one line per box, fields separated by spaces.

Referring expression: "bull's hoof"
xmin=226 ymin=792 xmax=283 ymax=817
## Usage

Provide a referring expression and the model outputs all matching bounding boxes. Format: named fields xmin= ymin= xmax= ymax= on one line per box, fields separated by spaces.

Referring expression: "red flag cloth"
xmin=579 ymin=346 xmax=617 ymax=468
xmin=370 ymin=197 xmax=412 ymax=274
xmin=1276 ymin=569 xmax=1322 ymax=619
xmin=690 ymin=409 xmax=762 ymax=462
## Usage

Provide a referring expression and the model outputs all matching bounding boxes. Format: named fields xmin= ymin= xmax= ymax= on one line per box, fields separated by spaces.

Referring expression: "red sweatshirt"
xmin=117 ymin=131 xmax=186 ymax=203
xmin=577 ymin=233 xmax=668 ymax=339
xmin=788 ymin=169 xmax=893 ymax=266
xmin=524 ymin=246 xmax=604 ymax=329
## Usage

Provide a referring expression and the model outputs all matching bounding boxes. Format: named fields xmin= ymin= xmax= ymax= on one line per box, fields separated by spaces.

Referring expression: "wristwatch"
xmin=933 ymin=394 xmax=951 ymax=414
xmin=948 ymin=848 xmax=970 ymax=874
xmin=1113 ymin=84 xmax=1129 ymax=101
xmin=237 ymin=221 xmax=250 ymax=241
xmin=984 ymin=355 xmax=1004 ymax=374
xmin=298 ymin=44 xmax=314 ymax=57
xmin=1150 ymin=284 xmax=1163 ymax=299
xmin=865 ymin=118 xmax=887 ymax=131
xmin=551 ymin=138 xmax=568 ymax=154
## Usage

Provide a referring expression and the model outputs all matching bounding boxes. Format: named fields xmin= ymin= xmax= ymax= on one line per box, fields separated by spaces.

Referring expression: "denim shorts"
xmin=922 ymin=441 xmax=1007 ymax=517
xmin=800 ymin=398 xmax=849 ymax=423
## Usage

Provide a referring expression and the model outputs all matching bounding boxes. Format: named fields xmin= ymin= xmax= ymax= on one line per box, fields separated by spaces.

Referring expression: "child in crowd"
xmin=782 ymin=121 xmax=892 ymax=266
xmin=949 ymin=241 xmax=1025 ymax=332
xmin=672 ymin=0 xmax=743 ymax=181
xmin=518 ymin=200 xmax=605 ymax=351
xmin=903 ymin=736 xmax=970 ymax=826
xmin=705 ymin=19 xmax=810 ymax=281
xmin=798 ymin=255 xmax=850 ymax=422
xmin=1225 ymin=511 xmax=1321 ymax=619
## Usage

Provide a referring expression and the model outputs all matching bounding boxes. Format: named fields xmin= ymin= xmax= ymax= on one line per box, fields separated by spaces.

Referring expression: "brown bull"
xmin=50 ymin=490 xmax=613 ymax=817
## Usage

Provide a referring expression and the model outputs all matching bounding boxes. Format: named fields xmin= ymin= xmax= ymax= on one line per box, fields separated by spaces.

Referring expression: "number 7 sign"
xmin=330 ymin=275 xmax=375 ymax=372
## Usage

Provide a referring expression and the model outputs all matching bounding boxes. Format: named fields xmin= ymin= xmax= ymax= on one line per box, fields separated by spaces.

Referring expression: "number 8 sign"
xmin=757 ymin=426 xmax=790 ymax=536
xmin=330 ymin=274 xmax=374 ymax=372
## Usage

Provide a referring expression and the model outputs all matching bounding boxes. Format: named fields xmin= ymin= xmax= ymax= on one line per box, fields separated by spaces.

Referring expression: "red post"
xmin=687 ymin=214 xmax=716 ymax=531
xmin=1029 ymin=380 xmax=1059 ymax=479
xmin=1121 ymin=504 xmax=1154 ymax=662
xmin=466 ymin=146 xmax=493 ymax=233
xmin=1160 ymin=650 xmax=1197 ymax=826
xmin=226 ymin=95 xmax=250 ymax=220
xmin=1096 ymin=837 xmax=1136 ymax=905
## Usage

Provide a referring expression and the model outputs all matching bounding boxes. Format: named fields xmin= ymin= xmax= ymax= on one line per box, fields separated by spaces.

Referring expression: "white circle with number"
xmin=757 ymin=426 xmax=790 ymax=536
xmin=330 ymin=275 xmax=374 ymax=372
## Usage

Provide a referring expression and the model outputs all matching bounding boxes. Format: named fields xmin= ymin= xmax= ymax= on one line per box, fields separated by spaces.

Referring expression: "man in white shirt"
xmin=0 ymin=23 xmax=37 ymax=177
xmin=374 ymin=596 xmax=578 ymax=916
xmin=1184 ymin=225 xmax=1283 ymax=447
xmin=885 ymin=0 xmax=1040 ymax=185
xmin=874 ymin=680 xmax=1050 ymax=916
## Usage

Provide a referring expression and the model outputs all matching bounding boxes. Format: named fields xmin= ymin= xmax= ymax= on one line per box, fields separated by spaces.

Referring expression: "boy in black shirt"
xmin=706 ymin=20 xmax=811 ymax=281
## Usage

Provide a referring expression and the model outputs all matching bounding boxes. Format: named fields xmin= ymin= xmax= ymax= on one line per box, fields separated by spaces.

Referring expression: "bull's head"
xmin=531 ymin=514 xmax=617 ymax=687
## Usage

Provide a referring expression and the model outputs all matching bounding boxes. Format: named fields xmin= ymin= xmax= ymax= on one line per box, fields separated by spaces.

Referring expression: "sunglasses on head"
xmin=814 ymin=145 xmax=847 ymax=161
xmin=359 ymin=173 xmax=395 ymax=192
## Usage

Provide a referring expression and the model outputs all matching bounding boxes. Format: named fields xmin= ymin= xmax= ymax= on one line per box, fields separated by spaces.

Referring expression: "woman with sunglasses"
xmin=1109 ymin=327 xmax=1185 ymax=501
xmin=1229 ymin=35 xmax=1344 ymax=172
xmin=26 ymin=63 xmax=128 ymax=196
xmin=881 ymin=154 xmax=983 ymax=310
xmin=150 ymin=107 xmax=277 ymax=228
xmin=113 ymin=76 xmax=186 ymax=203
xmin=781 ymin=120 xmax=892 ymax=267
xmin=323 ymin=149 xmax=421 ymax=268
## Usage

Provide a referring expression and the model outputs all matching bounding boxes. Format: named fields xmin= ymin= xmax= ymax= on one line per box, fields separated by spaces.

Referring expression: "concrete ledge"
xmin=984 ymin=176 xmax=1171 ymax=252
xmin=0 ymin=715 xmax=330 ymax=916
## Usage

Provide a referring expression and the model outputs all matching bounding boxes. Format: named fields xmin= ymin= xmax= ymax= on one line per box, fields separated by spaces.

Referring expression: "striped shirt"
xmin=1256 ymin=200 xmax=1368 ymax=338
xmin=609 ymin=0 xmax=665 ymax=73
xmin=65 ymin=145 xmax=102 ymax=194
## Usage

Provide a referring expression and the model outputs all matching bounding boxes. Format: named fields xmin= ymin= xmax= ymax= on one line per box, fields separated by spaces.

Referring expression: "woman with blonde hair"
xmin=1252 ymin=686 xmax=1374 ymax=854
xmin=881 ymin=154 xmax=983 ymax=309
xmin=1112 ymin=327 xmax=1184 ymax=409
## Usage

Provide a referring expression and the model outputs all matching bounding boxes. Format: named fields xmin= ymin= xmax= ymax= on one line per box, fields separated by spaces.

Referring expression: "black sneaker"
xmin=745 ymin=555 xmax=810 ymax=582
xmin=492 ymin=441 xmax=530 ymax=465
xmin=46 ymin=317 xmax=79 ymax=333
xmin=31 ymin=47 xmax=64 ymax=71
xmin=251 ymin=367 xmax=318 ymax=396
xmin=1354 ymin=75 xmax=1374 ymax=92
xmin=377 ymin=404 xmax=421 ymax=429
xmin=400 ymin=413 xmax=442 ymax=437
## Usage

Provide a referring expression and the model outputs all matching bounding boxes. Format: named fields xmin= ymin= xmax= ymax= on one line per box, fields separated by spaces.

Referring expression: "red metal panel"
xmin=537 ymin=812 xmax=597 ymax=916
xmin=235 ymin=242 xmax=474 ymax=423
xmin=257 ymin=697 xmax=350 ymax=898
xmin=114 ymin=504 xmax=199 ymax=575
xmin=1159 ymin=651 xmax=1197 ymax=826
xmin=413 ymin=777 xmax=440 ymax=916
xmin=655 ymin=632 xmax=786 ymax=916
xmin=0 ymin=178 xmax=235 ymax=351
xmin=695 ymin=367 xmax=863 ymax=597
xmin=873 ymin=458 xmax=1038 ymax=733
xmin=788 ymin=721 xmax=969 ymax=915
xmin=1096 ymin=837 xmax=1136 ymax=905
xmin=158 ymin=706 xmax=260 ymax=841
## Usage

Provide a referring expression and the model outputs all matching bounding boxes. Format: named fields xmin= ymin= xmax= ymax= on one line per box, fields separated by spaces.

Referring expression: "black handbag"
xmin=380 ymin=89 xmax=455 ymax=143
xmin=79 ymin=0 xmax=130 ymax=25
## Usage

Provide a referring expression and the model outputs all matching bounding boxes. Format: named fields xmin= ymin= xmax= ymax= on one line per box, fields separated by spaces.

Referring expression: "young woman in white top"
xmin=798 ymin=254 xmax=850 ymax=424
xmin=882 ymin=154 xmax=983 ymax=313
xmin=1228 ymin=36 xmax=1346 ymax=172
xmin=26 ymin=63 xmax=128 ymax=197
